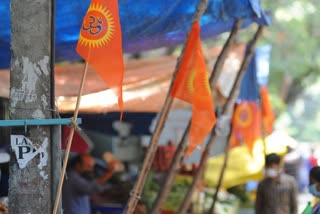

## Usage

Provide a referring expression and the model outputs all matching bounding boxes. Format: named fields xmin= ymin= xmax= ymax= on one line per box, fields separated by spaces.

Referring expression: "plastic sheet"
xmin=0 ymin=0 xmax=270 ymax=69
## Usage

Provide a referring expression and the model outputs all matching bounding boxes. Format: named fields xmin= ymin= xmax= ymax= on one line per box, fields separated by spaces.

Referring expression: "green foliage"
xmin=206 ymin=1 xmax=320 ymax=141
xmin=276 ymin=77 xmax=320 ymax=142
xmin=227 ymin=186 xmax=248 ymax=204
xmin=261 ymin=1 xmax=320 ymax=142
xmin=236 ymin=0 xmax=320 ymax=101
xmin=140 ymin=174 xmax=192 ymax=212
xmin=262 ymin=0 xmax=320 ymax=93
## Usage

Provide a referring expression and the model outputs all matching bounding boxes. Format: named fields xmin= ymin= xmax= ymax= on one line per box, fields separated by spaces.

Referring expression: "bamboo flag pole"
xmin=124 ymin=2 xmax=209 ymax=213
xmin=209 ymin=25 xmax=264 ymax=214
xmin=260 ymin=89 xmax=270 ymax=160
xmin=208 ymin=127 xmax=232 ymax=214
xmin=152 ymin=19 xmax=243 ymax=214
xmin=151 ymin=122 xmax=190 ymax=213
xmin=261 ymin=109 xmax=268 ymax=159
xmin=177 ymin=19 xmax=243 ymax=214
xmin=52 ymin=62 xmax=89 ymax=214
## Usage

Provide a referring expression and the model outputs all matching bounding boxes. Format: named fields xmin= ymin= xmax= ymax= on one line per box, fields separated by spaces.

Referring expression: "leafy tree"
xmin=261 ymin=0 xmax=320 ymax=142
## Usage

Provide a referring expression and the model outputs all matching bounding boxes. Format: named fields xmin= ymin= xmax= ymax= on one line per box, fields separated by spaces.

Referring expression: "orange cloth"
xmin=171 ymin=22 xmax=216 ymax=155
xmin=230 ymin=101 xmax=261 ymax=153
xmin=76 ymin=0 xmax=124 ymax=115
xmin=260 ymin=86 xmax=275 ymax=134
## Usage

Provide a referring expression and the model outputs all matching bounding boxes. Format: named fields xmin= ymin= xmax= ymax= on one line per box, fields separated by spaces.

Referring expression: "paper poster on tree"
xmin=10 ymin=135 xmax=48 ymax=170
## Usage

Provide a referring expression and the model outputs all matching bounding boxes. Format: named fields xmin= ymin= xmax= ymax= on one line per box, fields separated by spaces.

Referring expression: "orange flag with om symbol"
xmin=76 ymin=0 xmax=124 ymax=115
xmin=171 ymin=21 xmax=216 ymax=155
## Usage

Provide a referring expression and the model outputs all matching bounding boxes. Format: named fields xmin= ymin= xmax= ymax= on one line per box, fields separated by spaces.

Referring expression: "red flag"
xmin=170 ymin=22 xmax=216 ymax=155
xmin=232 ymin=102 xmax=261 ymax=153
xmin=76 ymin=0 xmax=124 ymax=115
xmin=62 ymin=126 xmax=90 ymax=154
xmin=260 ymin=86 xmax=275 ymax=134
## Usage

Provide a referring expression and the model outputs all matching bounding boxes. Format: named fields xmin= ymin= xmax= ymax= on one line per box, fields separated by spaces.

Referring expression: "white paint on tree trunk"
xmin=38 ymin=137 xmax=49 ymax=180
xmin=41 ymin=94 xmax=48 ymax=109
xmin=10 ymin=56 xmax=49 ymax=113
xmin=38 ymin=137 xmax=48 ymax=170
xmin=38 ymin=56 xmax=49 ymax=76
xmin=40 ymin=171 xmax=48 ymax=180
xmin=11 ymin=135 xmax=48 ymax=172
xmin=21 ymin=57 xmax=39 ymax=103
xmin=32 ymin=109 xmax=45 ymax=119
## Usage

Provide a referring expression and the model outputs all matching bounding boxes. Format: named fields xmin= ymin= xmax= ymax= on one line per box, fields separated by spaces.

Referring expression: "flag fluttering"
xmin=230 ymin=101 xmax=261 ymax=153
xmin=76 ymin=0 xmax=124 ymax=114
xmin=171 ymin=22 xmax=216 ymax=155
xmin=260 ymin=86 xmax=274 ymax=134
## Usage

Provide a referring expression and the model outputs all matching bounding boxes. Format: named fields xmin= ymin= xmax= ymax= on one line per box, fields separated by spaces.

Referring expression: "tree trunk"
xmin=9 ymin=0 xmax=55 ymax=213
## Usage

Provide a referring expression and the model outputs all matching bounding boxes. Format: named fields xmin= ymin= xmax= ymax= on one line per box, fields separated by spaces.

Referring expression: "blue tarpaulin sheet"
xmin=238 ymin=45 xmax=272 ymax=101
xmin=0 ymin=0 xmax=270 ymax=69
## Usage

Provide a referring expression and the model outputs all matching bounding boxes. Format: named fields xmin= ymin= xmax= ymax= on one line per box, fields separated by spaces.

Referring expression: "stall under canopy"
xmin=0 ymin=44 xmax=245 ymax=113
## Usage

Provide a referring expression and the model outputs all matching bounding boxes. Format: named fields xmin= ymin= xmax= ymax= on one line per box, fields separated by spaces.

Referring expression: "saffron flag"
xmin=231 ymin=102 xmax=261 ymax=153
xmin=260 ymin=86 xmax=274 ymax=134
xmin=76 ymin=0 xmax=124 ymax=114
xmin=170 ymin=22 xmax=216 ymax=155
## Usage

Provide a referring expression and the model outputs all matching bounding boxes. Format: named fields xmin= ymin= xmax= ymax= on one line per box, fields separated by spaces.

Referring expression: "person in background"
xmin=62 ymin=154 xmax=115 ymax=214
xmin=255 ymin=153 xmax=298 ymax=214
xmin=308 ymin=166 xmax=320 ymax=213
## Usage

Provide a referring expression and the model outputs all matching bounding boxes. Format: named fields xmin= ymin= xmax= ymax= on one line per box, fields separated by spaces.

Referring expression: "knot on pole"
xmin=129 ymin=190 xmax=141 ymax=200
xmin=70 ymin=118 xmax=81 ymax=131
xmin=215 ymin=115 xmax=231 ymax=136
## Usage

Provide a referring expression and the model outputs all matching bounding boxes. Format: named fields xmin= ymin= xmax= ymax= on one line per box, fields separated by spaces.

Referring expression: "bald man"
xmin=62 ymin=154 xmax=115 ymax=214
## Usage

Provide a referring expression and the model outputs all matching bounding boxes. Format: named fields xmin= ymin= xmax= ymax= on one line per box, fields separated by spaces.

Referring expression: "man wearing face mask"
xmin=255 ymin=153 xmax=298 ymax=214
xmin=62 ymin=154 xmax=116 ymax=214
xmin=308 ymin=166 xmax=320 ymax=213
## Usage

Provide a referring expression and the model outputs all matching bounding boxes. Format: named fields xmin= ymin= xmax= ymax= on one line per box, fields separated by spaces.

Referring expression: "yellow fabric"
xmin=312 ymin=198 xmax=320 ymax=207
xmin=204 ymin=135 xmax=288 ymax=188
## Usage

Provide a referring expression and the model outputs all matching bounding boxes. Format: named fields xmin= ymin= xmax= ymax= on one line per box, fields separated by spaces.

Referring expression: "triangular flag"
xmin=76 ymin=0 xmax=124 ymax=116
xmin=232 ymin=101 xmax=261 ymax=154
xmin=260 ymin=86 xmax=275 ymax=134
xmin=170 ymin=21 xmax=216 ymax=155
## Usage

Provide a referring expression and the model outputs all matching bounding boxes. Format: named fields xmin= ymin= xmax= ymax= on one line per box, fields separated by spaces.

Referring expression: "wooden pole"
xmin=208 ymin=129 xmax=232 ymax=214
xmin=209 ymin=25 xmax=264 ymax=214
xmin=209 ymin=20 xmax=243 ymax=85
xmin=124 ymin=1 xmax=209 ymax=213
xmin=261 ymin=112 xmax=268 ymax=159
xmin=151 ymin=122 xmax=190 ymax=213
xmin=152 ymin=20 xmax=242 ymax=213
xmin=52 ymin=62 xmax=89 ymax=214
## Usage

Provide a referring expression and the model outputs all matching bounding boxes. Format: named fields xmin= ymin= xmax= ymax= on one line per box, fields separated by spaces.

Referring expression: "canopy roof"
xmin=0 ymin=44 xmax=245 ymax=112
xmin=0 ymin=0 xmax=270 ymax=69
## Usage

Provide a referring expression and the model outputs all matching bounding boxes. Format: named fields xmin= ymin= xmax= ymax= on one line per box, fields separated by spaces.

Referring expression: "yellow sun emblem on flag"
xmin=78 ymin=3 xmax=114 ymax=48
xmin=187 ymin=68 xmax=212 ymax=101
xmin=234 ymin=104 xmax=253 ymax=128
xmin=187 ymin=69 xmax=196 ymax=96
